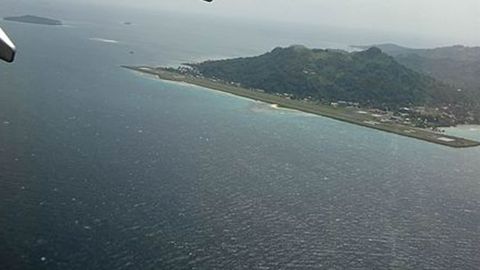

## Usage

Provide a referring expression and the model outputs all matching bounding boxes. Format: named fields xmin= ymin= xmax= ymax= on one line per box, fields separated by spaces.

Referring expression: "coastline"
xmin=441 ymin=125 xmax=480 ymax=142
xmin=122 ymin=65 xmax=480 ymax=148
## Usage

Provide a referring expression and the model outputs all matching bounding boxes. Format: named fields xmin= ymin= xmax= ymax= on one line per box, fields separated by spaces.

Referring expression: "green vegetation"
xmin=354 ymin=45 xmax=480 ymax=94
xmin=122 ymin=65 xmax=480 ymax=148
xmin=186 ymin=45 xmax=478 ymax=126
xmin=354 ymin=44 xmax=480 ymax=121
xmin=189 ymin=47 xmax=458 ymax=106
xmin=4 ymin=15 xmax=62 ymax=26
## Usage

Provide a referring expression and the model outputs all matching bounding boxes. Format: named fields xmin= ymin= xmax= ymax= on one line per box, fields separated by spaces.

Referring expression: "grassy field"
xmin=123 ymin=65 xmax=480 ymax=148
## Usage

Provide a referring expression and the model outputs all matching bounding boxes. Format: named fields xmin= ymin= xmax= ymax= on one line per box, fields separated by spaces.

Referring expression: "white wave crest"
xmin=89 ymin=37 xmax=119 ymax=44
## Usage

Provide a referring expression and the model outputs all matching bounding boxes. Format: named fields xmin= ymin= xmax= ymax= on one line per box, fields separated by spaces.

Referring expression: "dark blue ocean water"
xmin=1 ymin=4 xmax=480 ymax=270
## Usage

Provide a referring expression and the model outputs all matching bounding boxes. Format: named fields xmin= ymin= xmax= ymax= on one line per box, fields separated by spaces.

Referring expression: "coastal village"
xmin=174 ymin=65 xmax=463 ymax=132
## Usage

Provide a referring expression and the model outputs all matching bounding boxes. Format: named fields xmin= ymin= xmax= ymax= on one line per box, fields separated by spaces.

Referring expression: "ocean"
xmin=1 ymin=3 xmax=480 ymax=269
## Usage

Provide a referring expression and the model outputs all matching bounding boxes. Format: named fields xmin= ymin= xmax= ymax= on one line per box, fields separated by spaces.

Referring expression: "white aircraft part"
xmin=0 ymin=27 xmax=16 ymax=63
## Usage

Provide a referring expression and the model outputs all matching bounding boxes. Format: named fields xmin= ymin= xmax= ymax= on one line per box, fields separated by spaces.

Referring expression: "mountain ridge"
xmin=188 ymin=45 xmax=464 ymax=106
xmin=353 ymin=44 xmax=480 ymax=93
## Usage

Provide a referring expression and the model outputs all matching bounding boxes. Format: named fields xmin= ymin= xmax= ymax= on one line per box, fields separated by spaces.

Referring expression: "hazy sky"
xmin=97 ymin=0 xmax=480 ymax=45
xmin=5 ymin=0 xmax=480 ymax=45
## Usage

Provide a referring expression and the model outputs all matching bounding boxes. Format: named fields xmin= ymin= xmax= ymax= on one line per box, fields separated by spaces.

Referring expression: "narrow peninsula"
xmin=122 ymin=46 xmax=480 ymax=148
xmin=4 ymin=15 xmax=62 ymax=26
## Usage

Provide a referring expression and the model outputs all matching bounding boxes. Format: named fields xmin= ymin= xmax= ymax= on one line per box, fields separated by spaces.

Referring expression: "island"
xmin=122 ymin=45 xmax=480 ymax=148
xmin=4 ymin=15 xmax=62 ymax=26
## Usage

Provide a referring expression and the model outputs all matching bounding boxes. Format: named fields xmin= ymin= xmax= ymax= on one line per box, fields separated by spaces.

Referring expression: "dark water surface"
xmin=1 ymin=5 xmax=480 ymax=270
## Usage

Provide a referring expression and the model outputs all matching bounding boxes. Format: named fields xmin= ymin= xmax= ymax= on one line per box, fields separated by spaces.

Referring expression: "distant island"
xmin=123 ymin=45 xmax=480 ymax=148
xmin=4 ymin=15 xmax=62 ymax=26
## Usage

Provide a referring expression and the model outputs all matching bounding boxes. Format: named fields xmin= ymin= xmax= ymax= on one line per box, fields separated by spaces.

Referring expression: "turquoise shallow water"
xmin=443 ymin=125 xmax=480 ymax=141
xmin=1 ymin=4 xmax=480 ymax=270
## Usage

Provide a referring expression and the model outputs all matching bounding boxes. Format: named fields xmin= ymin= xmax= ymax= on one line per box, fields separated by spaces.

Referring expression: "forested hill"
xmin=354 ymin=44 xmax=480 ymax=93
xmin=187 ymin=46 xmax=468 ymax=109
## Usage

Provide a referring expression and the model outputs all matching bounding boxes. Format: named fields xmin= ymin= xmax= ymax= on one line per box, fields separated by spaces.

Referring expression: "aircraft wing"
xmin=0 ymin=27 xmax=16 ymax=63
